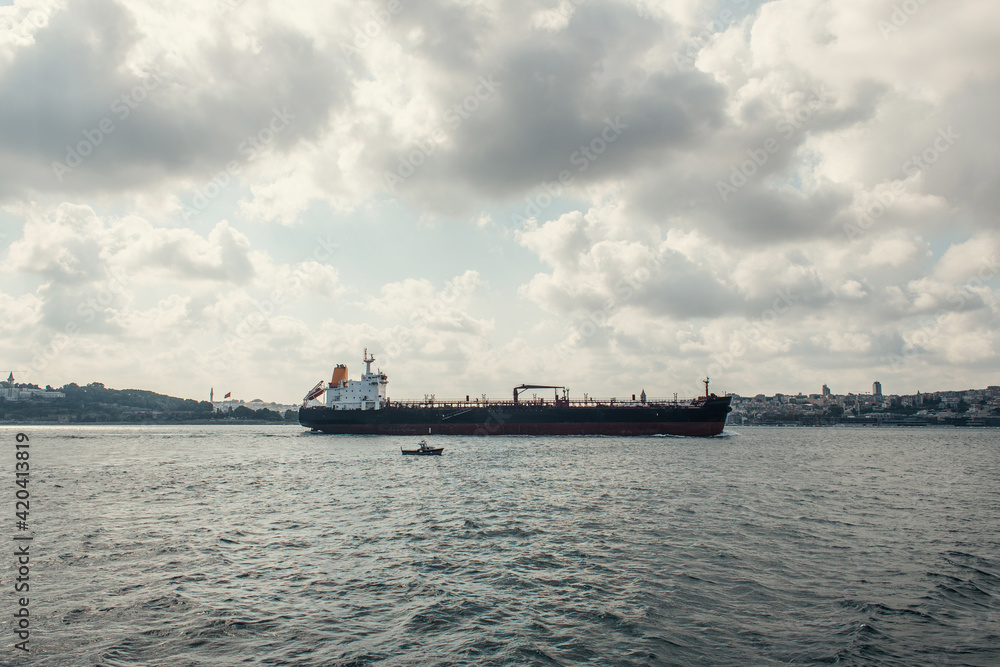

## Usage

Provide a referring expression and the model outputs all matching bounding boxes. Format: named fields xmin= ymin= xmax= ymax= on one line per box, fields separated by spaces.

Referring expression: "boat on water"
xmin=401 ymin=439 xmax=443 ymax=455
xmin=299 ymin=349 xmax=732 ymax=437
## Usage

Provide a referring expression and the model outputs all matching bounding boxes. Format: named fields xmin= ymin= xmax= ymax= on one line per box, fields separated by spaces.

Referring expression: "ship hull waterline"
xmin=305 ymin=421 xmax=725 ymax=437
xmin=300 ymin=400 xmax=732 ymax=437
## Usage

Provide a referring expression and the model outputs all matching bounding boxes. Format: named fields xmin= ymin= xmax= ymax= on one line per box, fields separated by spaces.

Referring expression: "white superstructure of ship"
xmin=303 ymin=348 xmax=387 ymax=410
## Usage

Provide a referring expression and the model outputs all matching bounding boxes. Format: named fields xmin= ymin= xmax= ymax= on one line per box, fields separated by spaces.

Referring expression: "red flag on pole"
xmin=224 ymin=392 xmax=231 ymax=399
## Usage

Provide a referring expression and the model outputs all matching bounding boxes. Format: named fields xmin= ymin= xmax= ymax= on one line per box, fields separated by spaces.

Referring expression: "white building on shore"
xmin=1 ymin=373 xmax=65 ymax=401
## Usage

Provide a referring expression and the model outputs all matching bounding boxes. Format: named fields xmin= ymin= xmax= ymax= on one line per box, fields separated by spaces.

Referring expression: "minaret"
xmin=211 ymin=387 xmax=214 ymax=403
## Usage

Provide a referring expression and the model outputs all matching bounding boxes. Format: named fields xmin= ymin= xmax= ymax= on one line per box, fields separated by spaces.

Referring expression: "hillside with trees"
xmin=0 ymin=381 xmax=292 ymax=423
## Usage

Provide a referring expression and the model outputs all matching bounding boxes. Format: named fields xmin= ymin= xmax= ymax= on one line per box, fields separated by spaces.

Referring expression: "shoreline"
xmin=0 ymin=419 xmax=300 ymax=426
xmin=2 ymin=420 xmax=997 ymax=430
xmin=734 ymin=423 xmax=1000 ymax=429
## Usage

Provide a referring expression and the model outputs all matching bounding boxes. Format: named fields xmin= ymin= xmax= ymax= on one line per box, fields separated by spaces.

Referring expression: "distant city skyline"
xmin=1 ymin=1 xmax=998 ymax=403
xmin=731 ymin=383 xmax=1000 ymax=427
xmin=3 ymin=370 xmax=996 ymax=409
xmin=739 ymin=383 xmax=997 ymax=399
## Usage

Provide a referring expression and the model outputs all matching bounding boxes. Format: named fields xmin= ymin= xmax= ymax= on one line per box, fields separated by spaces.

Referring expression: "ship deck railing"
xmin=379 ymin=396 xmax=713 ymax=409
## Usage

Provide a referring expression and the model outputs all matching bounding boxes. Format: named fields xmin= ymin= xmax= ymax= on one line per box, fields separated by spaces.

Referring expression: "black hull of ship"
xmin=299 ymin=397 xmax=732 ymax=437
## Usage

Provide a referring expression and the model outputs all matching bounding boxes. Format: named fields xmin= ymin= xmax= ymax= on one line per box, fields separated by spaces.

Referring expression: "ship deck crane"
xmin=513 ymin=384 xmax=567 ymax=405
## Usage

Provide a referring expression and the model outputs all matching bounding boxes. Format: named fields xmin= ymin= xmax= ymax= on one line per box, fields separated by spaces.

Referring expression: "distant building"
xmin=1 ymin=373 xmax=65 ymax=401
xmin=212 ymin=398 xmax=298 ymax=414
xmin=873 ymin=381 xmax=882 ymax=397
xmin=822 ymin=384 xmax=830 ymax=397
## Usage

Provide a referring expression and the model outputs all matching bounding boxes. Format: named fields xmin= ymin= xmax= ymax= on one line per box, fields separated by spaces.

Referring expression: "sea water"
xmin=3 ymin=424 xmax=998 ymax=665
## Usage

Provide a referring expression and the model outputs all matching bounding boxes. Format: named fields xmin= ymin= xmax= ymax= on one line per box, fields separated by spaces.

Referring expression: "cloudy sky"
xmin=1 ymin=0 xmax=997 ymax=403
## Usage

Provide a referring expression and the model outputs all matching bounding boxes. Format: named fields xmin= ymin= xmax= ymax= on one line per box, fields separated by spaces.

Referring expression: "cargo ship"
xmin=298 ymin=350 xmax=732 ymax=437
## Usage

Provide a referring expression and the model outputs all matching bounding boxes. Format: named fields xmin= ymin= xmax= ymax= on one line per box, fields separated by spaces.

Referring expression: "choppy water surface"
xmin=4 ymin=425 xmax=999 ymax=665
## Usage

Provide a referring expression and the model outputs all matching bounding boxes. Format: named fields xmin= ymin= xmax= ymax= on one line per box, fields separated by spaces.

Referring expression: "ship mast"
xmin=363 ymin=348 xmax=375 ymax=376
xmin=703 ymin=377 xmax=710 ymax=398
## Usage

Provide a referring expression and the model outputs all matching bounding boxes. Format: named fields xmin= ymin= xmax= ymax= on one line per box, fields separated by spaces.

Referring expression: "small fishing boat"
xmin=401 ymin=439 xmax=443 ymax=455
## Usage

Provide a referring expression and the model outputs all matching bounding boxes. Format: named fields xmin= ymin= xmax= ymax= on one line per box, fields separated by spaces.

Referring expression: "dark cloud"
xmin=375 ymin=2 xmax=727 ymax=211
xmin=0 ymin=0 xmax=350 ymax=199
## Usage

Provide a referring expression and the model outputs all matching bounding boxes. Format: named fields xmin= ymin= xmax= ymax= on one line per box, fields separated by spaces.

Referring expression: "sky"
xmin=1 ymin=0 xmax=998 ymax=404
